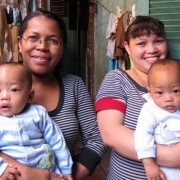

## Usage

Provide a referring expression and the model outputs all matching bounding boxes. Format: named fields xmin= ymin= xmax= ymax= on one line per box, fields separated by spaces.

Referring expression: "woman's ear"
xmin=28 ymin=90 xmax=34 ymax=103
xmin=17 ymin=36 xmax=22 ymax=53
xmin=124 ymin=41 xmax=130 ymax=55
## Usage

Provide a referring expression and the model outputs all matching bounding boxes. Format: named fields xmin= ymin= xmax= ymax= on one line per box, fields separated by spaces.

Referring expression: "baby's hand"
xmin=143 ymin=159 xmax=166 ymax=180
xmin=0 ymin=164 xmax=20 ymax=180
xmin=63 ymin=174 xmax=73 ymax=180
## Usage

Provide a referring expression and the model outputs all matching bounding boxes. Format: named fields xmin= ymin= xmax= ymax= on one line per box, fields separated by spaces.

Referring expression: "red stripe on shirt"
xmin=95 ymin=97 xmax=126 ymax=114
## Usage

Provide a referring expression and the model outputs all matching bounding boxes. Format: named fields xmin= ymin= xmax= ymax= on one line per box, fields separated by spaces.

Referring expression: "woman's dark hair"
xmin=125 ymin=16 xmax=166 ymax=44
xmin=18 ymin=10 xmax=67 ymax=46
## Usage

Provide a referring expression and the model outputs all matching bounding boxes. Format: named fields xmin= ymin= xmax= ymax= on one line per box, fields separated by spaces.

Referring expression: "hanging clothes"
xmin=0 ymin=1 xmax=21 ymax=63
xmin=106 ymin=13 xmax=116 ymax=60
xmin=108 ymin=58 xmax=119 ymax=72
xmin=114 ymin=11 xmax=134 ymax=70
xmin=12 ymin=7 xmax=21 ymax=25
xmin=106 ymin=6 xmax=123 ymax=41
xmin=106 ymin=13 xmax=120 ymax=72
xmin=106 ymin=8 xmax=123 ymax=72
xmin=6 ymin=5 xmax=14 ymax=24
xmin=0 ymin=0 xmax=45 ymax=63
xmin=20 ymin=0 xmax=28 ymax=20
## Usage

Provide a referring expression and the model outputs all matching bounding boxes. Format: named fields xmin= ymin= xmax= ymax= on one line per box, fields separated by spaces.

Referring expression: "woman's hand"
xmin=0 ymin=164 xmax=20 ymax=180
xmin=15 ymin=166 xmax=62 ymax=180
xmin=48 ymin=171 xmax=63 ymax=180
xmin=156 ymin=143 xmax=180 ymax=168
xmin=0 ymin=152 xmax=62 ymax=180
xmin=63 ymin=174 xmax=73 ymax=180
xmin=73 ymin=162 xmax=90 ymax=180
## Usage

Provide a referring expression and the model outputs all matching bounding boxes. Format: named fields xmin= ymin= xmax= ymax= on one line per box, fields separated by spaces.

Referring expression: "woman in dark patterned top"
xmin=95 ymin=16 xmax=180 ymax=180
xmin=0 ymin=10 xmax=106 ymax=180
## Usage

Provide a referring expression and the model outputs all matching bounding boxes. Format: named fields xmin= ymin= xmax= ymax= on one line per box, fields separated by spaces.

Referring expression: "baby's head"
xmin=147 ymin=59 xmax=180 ymax=112
xmin=0 ymin=62 xmax=33 ymax=117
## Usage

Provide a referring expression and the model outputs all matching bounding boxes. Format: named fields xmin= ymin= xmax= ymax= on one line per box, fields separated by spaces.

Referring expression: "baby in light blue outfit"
xmin=0 ymin=62 xmax=73 ymax=180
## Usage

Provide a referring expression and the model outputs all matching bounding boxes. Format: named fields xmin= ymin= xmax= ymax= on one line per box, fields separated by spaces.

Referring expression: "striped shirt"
xmin=95 ymin=69 xmax=147 ymax=180
xmin=49 ymin=73 xmax=106 ymax=173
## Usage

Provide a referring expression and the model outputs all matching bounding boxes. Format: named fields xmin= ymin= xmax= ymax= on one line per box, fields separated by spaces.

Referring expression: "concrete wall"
xmin=94 ymin=0 xmax=135 ymax=96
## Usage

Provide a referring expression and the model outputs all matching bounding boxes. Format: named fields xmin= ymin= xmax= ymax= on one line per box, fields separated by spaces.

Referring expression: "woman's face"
xmin=124 ymin=33 xmax=168 ymax=74
xmin=18 ymin=16 xmax=64 ymax=76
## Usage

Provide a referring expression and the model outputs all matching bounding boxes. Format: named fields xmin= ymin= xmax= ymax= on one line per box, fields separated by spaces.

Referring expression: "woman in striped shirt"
xmin=0 ymin=10 xmax=106 ymax=180
xmin=95 ymin=16 xmax=180 ymax=179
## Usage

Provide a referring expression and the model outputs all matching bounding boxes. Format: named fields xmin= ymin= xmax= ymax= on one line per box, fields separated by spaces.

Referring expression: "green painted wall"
xmin=94 ymin=0 xmax=136 ymax=96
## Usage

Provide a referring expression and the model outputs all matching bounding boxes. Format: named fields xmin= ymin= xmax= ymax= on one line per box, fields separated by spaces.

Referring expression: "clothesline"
xmin=96 ymin=1 xmax=112 ymax=14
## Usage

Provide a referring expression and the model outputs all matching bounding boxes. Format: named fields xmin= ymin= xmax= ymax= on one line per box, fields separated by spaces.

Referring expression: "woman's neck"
xmin=32 ymin=73 xmax=55 ymax=85
xmin=126 ymin=68 xmax=148 ymax=88
xmin=31 ymin=74 xmax=59 ymax=111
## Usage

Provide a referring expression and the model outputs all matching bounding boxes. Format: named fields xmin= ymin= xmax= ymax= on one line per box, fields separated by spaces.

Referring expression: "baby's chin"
xmin=0 ymin=112 xmax=14 ymax=117
xmin=163 ymin=107 xmax=177 ymax=113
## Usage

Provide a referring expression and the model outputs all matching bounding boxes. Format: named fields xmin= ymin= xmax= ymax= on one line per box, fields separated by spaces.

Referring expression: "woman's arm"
xmin=73 ymin=162 xmax=90 ymax=180
xmin=0 ymin=152 xmax=61 ymax=180
xmin=97 ymin=109 xmax=138 ymax=161
xmin=97 ymin=109 xmax=180 ymax=168
xmin=156 ymin=143 xmax=180 ymax=168
xmin=73 ymin=77 xmax=106 ymax=178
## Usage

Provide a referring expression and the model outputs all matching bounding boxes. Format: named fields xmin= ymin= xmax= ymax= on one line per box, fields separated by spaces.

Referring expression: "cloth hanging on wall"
xmin=0 ymin=1 xmax=22 ymax=62
xmin=105 ymin=7 xmax=123 ymax=71
xmin=106 ymin=9 xmax=122 ymax=72
xmin=108 ymin=58 xmax=119 ymax=72
xmin=106 ymin=13 xmax=116 ymax=59
xmin=20 ymin=0 xmax=28 ymax=20
xmin=0 ymin=7 xmax=13 ymax=63
xmin=0 ymin=0 xmax=45 ymax=63
xmin=114 ymin=11 xmax=131 ymax=57
xmin=114 ymin=11 xmax=134 ymax=70
xmin=106 ymin=6 xmax=123 ymax=41
xmin=5 ymin=6 xmax=14 ymax=24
